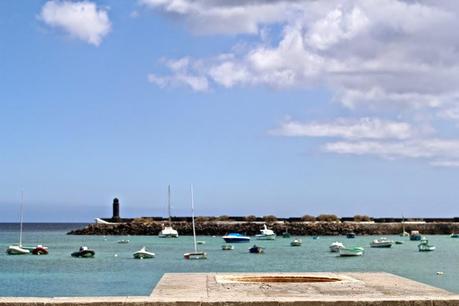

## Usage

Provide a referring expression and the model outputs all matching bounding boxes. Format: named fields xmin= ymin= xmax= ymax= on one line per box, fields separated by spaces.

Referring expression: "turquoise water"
xmin=1 ymin=224 xmax=459 ymax=297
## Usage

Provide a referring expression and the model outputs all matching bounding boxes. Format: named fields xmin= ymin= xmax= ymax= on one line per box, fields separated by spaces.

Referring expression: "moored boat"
xmin=6 ymin=191 xmax=31 ymax=256
xmin=222 ymin=233 xmax=250 ymax=243
xmin=290 ymin=239 xmax=302 ymax=246
xmin=418 ymin=239 xmax=435 ymax=252
xmin=159 ymin=185 xmax=179 ymax=238
xmin=370 ymin=237 xmax=393 ymax=248
xmin=395 ymin=241 xmax=403 ymax=245
xmin=31 ymin=245 xmax=48 ymax=255
xmin=282 ymin=231 xmax=291 ymax=238
xmin=346 ymin=232 xmax=356 ymax=239
xmin=6 ymin=245 xmax=30 ymax=255
xmin=249 ymin=245 xmax=264 ymax=254
xmin=197 ymin=241 xmax=206 ymax=245
xmin=183 ymin=185 xmax=207 ymax=260
xmin=221 ymin=244 xmax=234 ymax=250
xmin=410 ymin=230 xmax=422 ymax=241
xmin=184 ymin=251 xmax=207 ymax=259
xmin=339 ymin=246 xmax=364 ymax=257
xmin=450 ymin=233 xmax=459 ymax=238
xmin=117 ymin=239 xmax=130 ymax=244
xmin=71 ymin=246 xmax=95 ymax=258
xmin=255 ymin=224 xmax=276 ymax=240
xmin=133 ymin=246 xmax=155 ymax=259
xmin=329 ymin=242 xmax=345 ymax=252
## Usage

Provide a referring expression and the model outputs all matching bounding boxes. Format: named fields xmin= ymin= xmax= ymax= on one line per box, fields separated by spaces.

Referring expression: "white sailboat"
xmin=159 ymin=185 xmax=179 ymax=238
xmin=184 ymin=185 xmax=207 ymax=260
xmin=6 ymin=191 xmax=30 ymax=255
xmin=255 ymin=224 xmax=276 ymax=240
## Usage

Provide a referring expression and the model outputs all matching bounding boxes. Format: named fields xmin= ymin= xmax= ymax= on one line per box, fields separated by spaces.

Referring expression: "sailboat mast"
xmin=168 ymin=185 xmax=172 ymax=226
xmin=191 ymin=184 xmax=197 ymax=253
xmin=19 ymin=190 xmax=24 ymax=247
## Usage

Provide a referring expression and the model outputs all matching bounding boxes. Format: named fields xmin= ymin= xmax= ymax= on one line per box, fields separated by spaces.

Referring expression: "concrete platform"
xmin=1 ymin=272 xmax=459 ymax=305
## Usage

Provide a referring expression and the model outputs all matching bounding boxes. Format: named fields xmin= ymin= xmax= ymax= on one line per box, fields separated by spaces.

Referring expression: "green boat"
xmin=450 ymin=233 xmax=459 ymax=238
xmin=339 ymin=246 xmax=364 ymax=257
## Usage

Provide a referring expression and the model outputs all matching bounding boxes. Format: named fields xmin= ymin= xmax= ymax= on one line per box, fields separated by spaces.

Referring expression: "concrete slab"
xmin=1 ymin=272 xmax=459 ymax=305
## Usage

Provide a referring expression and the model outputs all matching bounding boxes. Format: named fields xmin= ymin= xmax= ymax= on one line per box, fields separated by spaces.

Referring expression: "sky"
xmin=1 ymin=0 xmax=459 ymax=222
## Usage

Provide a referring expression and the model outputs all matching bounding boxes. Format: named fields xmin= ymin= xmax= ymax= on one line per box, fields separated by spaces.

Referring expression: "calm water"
xmin=1 ymin=223 xmax=459 ymax=297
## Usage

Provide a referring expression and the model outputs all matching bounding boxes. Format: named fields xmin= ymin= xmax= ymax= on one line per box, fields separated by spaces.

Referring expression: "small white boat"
xmin=339 ymin=246 xmax=364 ymax=257
xmin=329 ymin=242 xmax=345 ymax=252
xmin=159 ymin=185 xmax=179 ymax=238
xmin=6 ymin=245 xmax=30 ymax=255
xmin=418 ymin=239 xmax=435 ymax=252
xmin=184 ymin=185 xmax=207 ymax=260
xmin=255 ymin=224 xmax=276 ymax=240
xmin=370 ymin=237 xmax=393 ymax=248
xmin=133 ymin=246 xmax=155 ymax=259
xmin=222 ymin=244 xmax=234 ymax=250
xmin=290 ymin=239 xmax=302 ymax=247
xmin=410 ymin=230 xmax=422 ymax=241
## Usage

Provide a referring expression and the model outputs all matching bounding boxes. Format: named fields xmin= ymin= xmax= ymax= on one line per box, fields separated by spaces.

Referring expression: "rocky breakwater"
xmin=68 ymin=219 xmax=459 ymax=236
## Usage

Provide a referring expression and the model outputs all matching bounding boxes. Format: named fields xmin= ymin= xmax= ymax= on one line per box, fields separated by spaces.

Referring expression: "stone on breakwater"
xmin=67 ymin=220 xmax=459 ymax=235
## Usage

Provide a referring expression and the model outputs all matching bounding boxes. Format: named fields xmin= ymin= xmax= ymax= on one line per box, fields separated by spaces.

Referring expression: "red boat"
xmin=32 ymin=245 xmax=48 ymax=255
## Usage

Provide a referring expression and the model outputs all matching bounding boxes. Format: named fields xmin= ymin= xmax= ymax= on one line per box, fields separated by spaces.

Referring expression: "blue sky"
xmin=1 ymin=0 xmax=459 ymax=222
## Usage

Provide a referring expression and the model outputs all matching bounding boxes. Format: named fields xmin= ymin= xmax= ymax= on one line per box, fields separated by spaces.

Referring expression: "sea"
xmin=1 ymin=223 xmax=458 ymax=297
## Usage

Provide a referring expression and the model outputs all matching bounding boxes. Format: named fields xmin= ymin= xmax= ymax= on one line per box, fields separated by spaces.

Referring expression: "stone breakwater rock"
xmin=67 ymin=220 xmax=459 ymax=236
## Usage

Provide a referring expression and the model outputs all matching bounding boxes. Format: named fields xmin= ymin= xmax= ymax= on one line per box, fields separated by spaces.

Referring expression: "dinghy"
xmin=290 ymin=239 xmax=302 ymax=246
xmin=221 ymin=244 xmax=234 ymax=250
xmin=133 ymin=246 xmax=155 ymax=259
xmin=249 ymin=245 xmax=264 ymax=254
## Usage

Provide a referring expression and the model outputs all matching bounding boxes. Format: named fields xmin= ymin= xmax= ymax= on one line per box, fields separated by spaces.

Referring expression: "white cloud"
xmin=323 ymin=139 xmax=459 ymax=161
xmin=147 ymin=57 xmax=209 ymax=91
xmin=39 ymin=1 xmax=111 ymax=46
xmin=146 ymin=0 xmax=459 ymax=114
xmin=272 ymin=118 xmax=414 ymax=140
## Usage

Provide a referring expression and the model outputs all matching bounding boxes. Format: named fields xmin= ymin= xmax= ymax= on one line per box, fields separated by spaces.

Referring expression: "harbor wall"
xmin=67 ymin=220 xmax=459 ymax=235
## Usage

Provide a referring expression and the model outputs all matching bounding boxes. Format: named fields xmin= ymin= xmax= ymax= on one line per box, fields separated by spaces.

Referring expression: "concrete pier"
xmin=1 ymin=272 xmax=459 ymax=305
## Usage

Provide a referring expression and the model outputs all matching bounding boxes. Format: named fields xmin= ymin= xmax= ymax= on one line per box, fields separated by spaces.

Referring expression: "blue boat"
xmin=222 ymin=233 xmax=250 ymax=243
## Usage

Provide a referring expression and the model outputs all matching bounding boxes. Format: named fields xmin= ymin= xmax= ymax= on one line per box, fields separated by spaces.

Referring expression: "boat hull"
xmin=184 ymin=252 xmax=207 ymax=260
xmin=6 ymin=246 xmax=30 ymax=255
xmin=255 ymin=235 xmax=276 ymax=240
xmin=133 ymin=252 xmax=155 ymax=259
xmin=339 ymin=247 xmax=364 ymax=257
xmin=223 ymin=236 xmax=250 ymax=243
xmin=32 ymin=247 xmax=48 ymax=255
xmin=71 ymin=250 xmax=95 ymax=258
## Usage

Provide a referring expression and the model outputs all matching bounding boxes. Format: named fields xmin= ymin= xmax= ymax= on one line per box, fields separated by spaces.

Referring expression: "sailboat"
xmin=184 ymin=185 xmax=207 ymax=260
xmin=400 ymin=215 xmax=409 ymax=237
xmin=6 ymin=192 xmax=30 ymax=255
xmin=158 ymin=185 xmax=179 ymax=238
